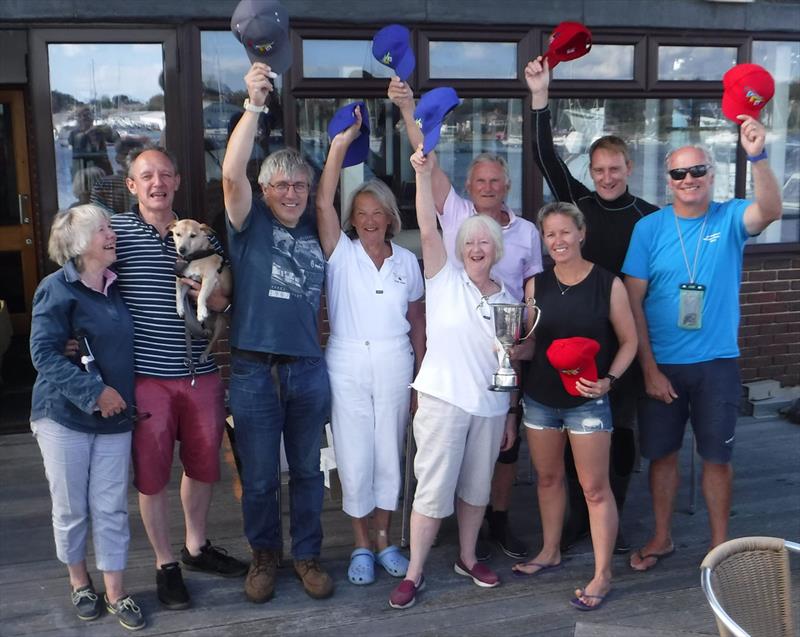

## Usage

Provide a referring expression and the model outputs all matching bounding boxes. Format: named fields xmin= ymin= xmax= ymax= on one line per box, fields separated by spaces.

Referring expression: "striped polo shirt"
xmin=111 ymin=207 xmax=221 ymax=378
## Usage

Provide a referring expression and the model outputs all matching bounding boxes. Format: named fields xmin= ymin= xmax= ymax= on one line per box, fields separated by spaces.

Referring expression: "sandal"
xmin=375 ymin=545 xmax=409 ymax=578
xmin=347 ymin=548 xmax=375 ymax=585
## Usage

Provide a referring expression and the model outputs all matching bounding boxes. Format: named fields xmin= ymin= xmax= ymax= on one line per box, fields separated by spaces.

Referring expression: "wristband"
xmin=606 ymin=374 xmax=618 ymax=388
xmin=746 ymin=150 xmax=767 ymax=163
xmin=243 ymin=99 xmax=269 ymax=114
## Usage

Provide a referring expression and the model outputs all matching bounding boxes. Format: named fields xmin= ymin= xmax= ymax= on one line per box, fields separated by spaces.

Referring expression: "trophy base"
xmin=488 ymin=373 xmax=518 ymax=392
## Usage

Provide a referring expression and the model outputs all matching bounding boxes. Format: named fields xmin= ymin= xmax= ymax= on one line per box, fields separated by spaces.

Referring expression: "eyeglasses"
xmin=668 ymin=164 xmax=711 ymax=181
xmin=268 ymin=181 xmax=309 ymax=194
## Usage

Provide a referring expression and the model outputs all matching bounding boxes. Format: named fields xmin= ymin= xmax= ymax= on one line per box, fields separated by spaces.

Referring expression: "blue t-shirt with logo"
xmin=226 ymin=199 xmax=326 ymax=358
xmin=622 ymin=199 xmax=751 ymax=364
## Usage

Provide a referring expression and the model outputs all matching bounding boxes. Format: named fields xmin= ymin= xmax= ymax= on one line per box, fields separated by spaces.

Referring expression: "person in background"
xmin=29 ymin=204 xmax=144 ymax=631
xmin=316 ymin=105 xmax=426 ymax=586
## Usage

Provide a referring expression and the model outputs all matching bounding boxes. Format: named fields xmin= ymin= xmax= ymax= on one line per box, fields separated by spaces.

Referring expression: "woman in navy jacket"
xmin=29 ymin=204 xmax=144 ymax=631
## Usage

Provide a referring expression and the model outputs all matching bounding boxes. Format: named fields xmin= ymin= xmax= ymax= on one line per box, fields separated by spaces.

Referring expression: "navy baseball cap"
xmin=231 ymin=0 xmax=292 ymax=74
xmin=327 ymin=102 xmax=371 ymax=168
xmin=372 ymin=24 xmax=415 ymax=81
xmin=414 ymin=87 xmax=460 ymax=155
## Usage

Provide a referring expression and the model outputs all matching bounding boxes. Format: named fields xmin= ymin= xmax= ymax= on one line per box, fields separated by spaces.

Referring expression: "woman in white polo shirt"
xmin=316 ymin=106 xmax=426 ymax=587
xmin=386 ymin=147 xmax=518 ymax=610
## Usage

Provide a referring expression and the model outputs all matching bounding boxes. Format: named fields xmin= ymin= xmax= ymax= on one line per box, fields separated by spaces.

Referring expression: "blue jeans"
xmin=229 ymin=354 xmax=331 ymax=559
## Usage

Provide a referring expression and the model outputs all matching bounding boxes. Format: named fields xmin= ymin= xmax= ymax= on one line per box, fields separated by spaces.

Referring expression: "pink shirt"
xmin=439 ymin=187 xmax=543 ymax=301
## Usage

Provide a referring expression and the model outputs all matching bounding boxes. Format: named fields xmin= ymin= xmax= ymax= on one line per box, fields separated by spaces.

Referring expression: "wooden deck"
xmin=1 ymin=414 xmax=798 ymax=637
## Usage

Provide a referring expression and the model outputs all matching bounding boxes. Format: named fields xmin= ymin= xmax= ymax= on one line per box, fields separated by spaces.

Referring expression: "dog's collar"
xmin=181 ymin=248 xmax=219 ymax=262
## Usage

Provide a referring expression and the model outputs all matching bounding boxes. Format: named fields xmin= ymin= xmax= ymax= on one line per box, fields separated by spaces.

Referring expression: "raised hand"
xmin=388 ymin=76 xmax=415 ymax=113
xmin=245 ymin=62 xmax=276 ymax=108
xmin=737 ymin=115 xmax=766 ymax=158
xmin=524 ymin=56 xmax=550 ymax=96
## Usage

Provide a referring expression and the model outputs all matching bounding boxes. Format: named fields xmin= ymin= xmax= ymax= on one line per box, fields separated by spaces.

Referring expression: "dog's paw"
xmin=199 ymin=352 xmax=209 ymax=364
xmin=197 ymin=307 xmax=209 ymax=323
xmin=176 ymin=305 xmax=185 ymax=318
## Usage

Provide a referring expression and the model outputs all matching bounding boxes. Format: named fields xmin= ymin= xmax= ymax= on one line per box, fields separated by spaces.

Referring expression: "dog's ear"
xmin=199 ymin=223 xmax=216 ymax=236
xmin=166 ymin=220 xmax=177 ymax=232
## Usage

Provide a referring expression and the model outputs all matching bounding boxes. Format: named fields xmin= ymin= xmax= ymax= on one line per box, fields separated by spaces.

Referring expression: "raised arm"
xmin=222 ymin=63 xmax=275 ymax=231
xmin=388 ymin=77 xmax=451 ymax=212
xmin=525 ymin=56 xmax=590 ymax=204
xmin=624 ymin=275 xmax=677 ymax=404
xmin=315 ymin=106 xmax=363 ymax=259
xmin=738 ymin=115 xmax=783 ymax=235
xmin=410 ymin=147 xmax=446 ymax=277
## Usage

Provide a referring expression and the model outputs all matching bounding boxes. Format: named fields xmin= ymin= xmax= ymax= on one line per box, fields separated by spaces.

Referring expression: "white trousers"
xmin=326 ymin=335 xmax=414 ymax=518
xmin=31 ymin=418 xmax=132 ymax=572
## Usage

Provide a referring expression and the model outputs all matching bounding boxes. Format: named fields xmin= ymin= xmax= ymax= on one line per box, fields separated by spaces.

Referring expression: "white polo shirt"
xmin=440 ymin=187 xmax=542 ymax=302
xmin=412 ymin=262 xmax=515 ymax=417
xmin=325 ymin=232 xmax=424 ymax=341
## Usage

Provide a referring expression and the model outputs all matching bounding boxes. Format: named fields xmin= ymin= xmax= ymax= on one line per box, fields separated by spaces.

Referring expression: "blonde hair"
xmin=48 ymin=204 xmax=111 ymax=269
xmin=536 ymin=201 xmax=586 ymax=233
xmin=343 ymin=180 xmax=402 ymax=240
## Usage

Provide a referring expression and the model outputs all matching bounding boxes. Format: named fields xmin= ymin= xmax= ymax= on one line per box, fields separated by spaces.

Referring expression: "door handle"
xmin=18 ymin=193 xmax=30 ymax=224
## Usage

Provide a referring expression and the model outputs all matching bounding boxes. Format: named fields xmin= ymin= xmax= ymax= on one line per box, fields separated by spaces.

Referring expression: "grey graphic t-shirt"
xmin=227 ymin=199 xmax=325 ymax=358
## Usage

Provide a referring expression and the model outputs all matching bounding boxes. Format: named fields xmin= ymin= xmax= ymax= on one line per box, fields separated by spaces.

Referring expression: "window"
xmin=428 ymin=41 xmax=517 ymax=79
xmin=302 ymin=40 xmax=394 ymax=79
xmin=552 ymin=44 xmax=635 ymax=81
xmin=658 ymin=45 xmax=737 ymax=81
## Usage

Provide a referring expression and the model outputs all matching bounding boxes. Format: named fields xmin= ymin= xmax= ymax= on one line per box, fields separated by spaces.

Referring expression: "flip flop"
xmin=376 ymin=545 xmax=409 ymax=578
xmin=348 ymin=548 xmax=376 ymax=585
xmin=570 ymin=588 xmax=611 ymax=611
xmin=629 ymin=545 xmax=676 ymax=572
xmin=511 ymin=560 xmax=564 ymax=578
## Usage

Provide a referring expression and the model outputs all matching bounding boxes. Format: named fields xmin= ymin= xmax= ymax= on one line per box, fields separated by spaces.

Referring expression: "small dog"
xmin=169 ymin=219 xmax=232 ymax=362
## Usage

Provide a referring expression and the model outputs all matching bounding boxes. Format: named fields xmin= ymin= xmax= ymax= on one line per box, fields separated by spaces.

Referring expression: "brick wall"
xmin=739 ymin=252 xmax=800 ymax=385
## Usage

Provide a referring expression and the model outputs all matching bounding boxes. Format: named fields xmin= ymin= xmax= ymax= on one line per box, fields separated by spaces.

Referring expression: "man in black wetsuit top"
xmin=525 ymin=55 xmax=658 ymax=554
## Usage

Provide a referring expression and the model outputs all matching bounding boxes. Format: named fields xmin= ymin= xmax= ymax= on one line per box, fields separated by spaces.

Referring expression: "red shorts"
xmin=132 ymin=373 xmax=225 ymax=495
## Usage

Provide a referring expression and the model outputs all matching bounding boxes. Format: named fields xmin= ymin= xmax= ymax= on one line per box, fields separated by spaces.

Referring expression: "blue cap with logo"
xmin=413 ymin=87 xmax=461 ymax=155
xmin=372 ymin=24 xmax=415 ymax=81
xmin=231 ymin=0 xmax=292 ymax=74
xmin=327 ymin=102 xmax=371 ymax=168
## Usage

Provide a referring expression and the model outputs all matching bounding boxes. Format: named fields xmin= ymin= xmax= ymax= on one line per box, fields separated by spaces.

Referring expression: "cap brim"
xmin=422 ymin=127 xmax=442 ymax=155
xmin=393 ymin=50 xmax=416 ymax=81
xmin=722 ymin=91 xmax=761 ymax=124
xmin=342 ymin=135 xmax=369 ymax=168
xmin=244 ymin=37 xmax=292 ymax=74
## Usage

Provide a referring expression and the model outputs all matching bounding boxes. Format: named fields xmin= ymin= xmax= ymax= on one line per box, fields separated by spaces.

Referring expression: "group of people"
xmin=29 ymin=54 xmax=783 ymax=630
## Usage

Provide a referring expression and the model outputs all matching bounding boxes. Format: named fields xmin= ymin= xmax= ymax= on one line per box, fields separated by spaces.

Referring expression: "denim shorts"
xmin=522 ymin=395 xmax=613 ymax=434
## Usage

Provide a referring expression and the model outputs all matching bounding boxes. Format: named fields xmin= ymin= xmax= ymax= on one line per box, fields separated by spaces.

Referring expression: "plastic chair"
xmin=700 ymin=536 xmax=800 ymax=637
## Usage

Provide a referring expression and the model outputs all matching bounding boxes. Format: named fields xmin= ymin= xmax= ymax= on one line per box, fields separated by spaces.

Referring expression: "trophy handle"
xmin=520 ymin=304 xmax=541 ymax=341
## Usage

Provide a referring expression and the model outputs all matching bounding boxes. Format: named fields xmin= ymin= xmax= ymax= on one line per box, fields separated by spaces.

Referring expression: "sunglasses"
xmin=668 ymin=164 xmax=711 ymax=181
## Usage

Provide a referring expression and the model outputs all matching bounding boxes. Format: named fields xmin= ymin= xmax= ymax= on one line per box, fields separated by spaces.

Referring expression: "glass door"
xmin=0 ymin=89 xmax=36 ymax=335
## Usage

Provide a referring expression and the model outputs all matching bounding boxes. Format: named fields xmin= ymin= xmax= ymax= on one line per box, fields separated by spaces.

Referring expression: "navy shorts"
xmin=638 ymin=358 xmax=741 ymax=464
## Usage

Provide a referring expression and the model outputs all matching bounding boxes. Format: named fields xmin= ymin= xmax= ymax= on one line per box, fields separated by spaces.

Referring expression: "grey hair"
xmin=466 ymin=153 xmax=511 ymax=188
xmin=48 ymin=204 xmax=111 ymax=269
xmin=536 ymin=201 xmax=586 ymax=233
xmin=127 ymin=145 xmax=180 ymax=178
xmin=454 ymin=214 xmax=504 ymax=265
xmin=257 ymin=148 xmax=314 ymax=187
xmin=343 ymin=179 xmax=402 ymax=240
xmin=664 ymin=145 xmax=715 ymax=173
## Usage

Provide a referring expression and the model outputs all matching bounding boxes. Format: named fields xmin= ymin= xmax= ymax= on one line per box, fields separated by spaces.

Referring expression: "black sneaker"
xmin=156 ymin=562 xmax=190 ymax=610
xmin=105 ymin=594 xmax=146 ymax=631
xmin=181 ymin=540 xmax=248 ymax=578
xmin=71 ymin=582 xmax=102 ymax=621
xmin=475 ymin=538 xmax=492 ymax=562
xmin=488 ymin=511 xmax=528 ymax=559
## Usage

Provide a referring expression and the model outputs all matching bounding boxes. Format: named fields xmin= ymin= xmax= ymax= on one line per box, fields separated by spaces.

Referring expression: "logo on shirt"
xmin=703 ymin=231 xmax=721 ymax=244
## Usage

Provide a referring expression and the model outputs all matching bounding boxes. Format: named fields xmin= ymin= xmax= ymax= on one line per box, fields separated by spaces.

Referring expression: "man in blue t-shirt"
xmin=222 ymin=62 xmax=333 ymax=603
xmin=622 ymin=115 xmax=782 ymax=571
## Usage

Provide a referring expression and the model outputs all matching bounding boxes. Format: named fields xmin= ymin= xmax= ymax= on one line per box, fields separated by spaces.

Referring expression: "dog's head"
xmin=168 ymin=219 xmax=215 ymax=258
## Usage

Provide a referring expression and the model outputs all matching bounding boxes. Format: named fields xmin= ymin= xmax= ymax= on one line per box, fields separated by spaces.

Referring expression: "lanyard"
xmin=673 ymin=211 xmax=707 ymax=284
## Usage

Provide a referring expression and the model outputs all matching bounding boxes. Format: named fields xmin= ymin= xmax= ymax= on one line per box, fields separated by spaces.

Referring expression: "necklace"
xmin=553 ymin=264 xmax=592 ymax=295
xmin=555 ymin=278 xmax=571 ymax=295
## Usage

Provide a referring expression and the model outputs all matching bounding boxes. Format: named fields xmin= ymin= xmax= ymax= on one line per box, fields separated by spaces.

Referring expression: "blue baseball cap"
xmin=413 ymin=87 xmax=461 ymax=155
xmin=327 ymin=102 xmax=371 ymax=168
xmin=231 ymin=0 xmax=292 ymax=74
xmin=372 ymin=24 xmax=415 ymax=81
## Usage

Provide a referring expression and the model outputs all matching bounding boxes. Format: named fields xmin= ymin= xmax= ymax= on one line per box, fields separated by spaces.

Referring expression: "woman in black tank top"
xmin=512 ymin=202 xmax=638 ymax=611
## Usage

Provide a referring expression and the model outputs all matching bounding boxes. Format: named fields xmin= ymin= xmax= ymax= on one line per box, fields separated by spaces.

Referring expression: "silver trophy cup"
xmin=488 ymin=302 xmax=541 ymax=392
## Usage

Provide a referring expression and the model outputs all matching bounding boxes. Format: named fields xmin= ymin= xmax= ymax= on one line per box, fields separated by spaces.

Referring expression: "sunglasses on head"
xmin=668 ymin=164 xmax=711 ymax=181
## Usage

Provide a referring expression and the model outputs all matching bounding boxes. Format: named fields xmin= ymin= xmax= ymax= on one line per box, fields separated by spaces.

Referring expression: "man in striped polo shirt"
xmin=112 ymin=146 xmax=247 ymax=610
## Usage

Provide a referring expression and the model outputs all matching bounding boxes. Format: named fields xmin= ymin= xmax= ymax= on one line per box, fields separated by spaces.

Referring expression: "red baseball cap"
xmin=545 ymin=21 xmax=592 ymax=69
xmin=546 ymin=337 xmax=600 ymax=397
xmin=721 ymin=63 xmax=774 ymax=124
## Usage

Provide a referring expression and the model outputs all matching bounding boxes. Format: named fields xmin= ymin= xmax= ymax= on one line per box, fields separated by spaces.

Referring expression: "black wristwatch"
xmin=606 ymin=374 xmax=618 ymax=388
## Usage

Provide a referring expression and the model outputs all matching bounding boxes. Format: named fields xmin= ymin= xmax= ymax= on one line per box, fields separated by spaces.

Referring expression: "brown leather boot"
xmin=293 ymin=558 xmax=334 ymax=599
xmin=244 ymin=549 xmax=280 ymax=603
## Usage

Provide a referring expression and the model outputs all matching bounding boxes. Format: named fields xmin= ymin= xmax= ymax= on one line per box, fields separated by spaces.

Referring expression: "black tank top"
xmin=524 ymin=265 xmax=617 ymax=408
